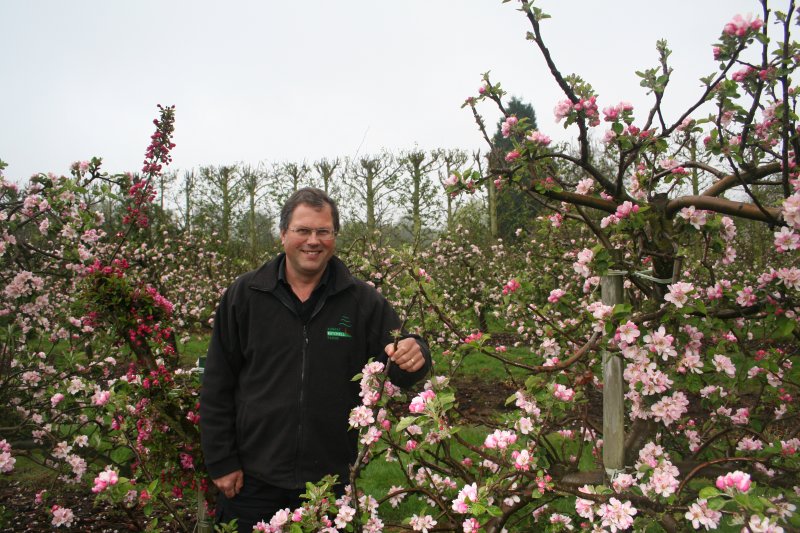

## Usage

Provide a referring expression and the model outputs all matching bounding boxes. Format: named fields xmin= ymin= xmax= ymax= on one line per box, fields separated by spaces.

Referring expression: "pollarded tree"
xmin=272 ymin=161 xmax=313 ymax=209
xmin=176 ymin=169 xmax=197 ymax=235
xmin=343 ymin=151 xmax=403 ymax=237
xmin=398 ymin=148 xmax=442 ymax=247
xmin=239 ymin=163 xmax=273 ymax=265
xmin=314 ymin=157 xmax=342 ymax=198
xmin=197 ymin=164 xmax=243 ymax=251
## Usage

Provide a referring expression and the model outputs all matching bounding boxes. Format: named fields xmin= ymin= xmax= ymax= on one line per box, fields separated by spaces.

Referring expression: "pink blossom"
xmin=685 ymin=499 xmax=722 ymax=530
xmin=462 ymin=518 xmax=481 ymax=533
xmin=715 ymin=470 xmax=751 ymax=492
xmin=553 ymin=384 xmax=575 ymax=402
xmin=443 ymin=174 xmax=459 ymax=187
xmin=554 ymin=99 xmax=573 ymax=122
xmin=409 ymin=514 xmax=437 ymax=533
xmin=597 ymin=497 xmax=637 ymax=532
xmin=408 ymin=389 xmax=436 ymax=414
xmin=511 ymin=449 xmax=532 ymax=471
xmin=463 ymin=331 xmax=483 ymax=343
xmin=774 ymin=226 xmax=800 ymax=252
xmin=612 ymin=473 xmax=635 ymax=492
xmin=731 ymin=66 xmax=755 ymax=82
xmin=777 ymin=267 xmax=800 ymax=289
xmin=502 ymin=278 xmax=521 ymax=295
xmin=650 ymin=391 xmax=689 ymax=426
xmin=615 ymin=201 xmax=639 ymax=219
xmin=615 ymin=321 xmax=640 ymax=344
xmin=664 ymin=281 xmax=694 ymax=309
xmin=0 ymin=447 xmax=15 ymax=473
xmin=712 ymin=354 xmax=736 ymax=378
xmin=526 ymin=130 xmax=551 ymax=145
xmin=723 ymin=13 xmax=764 ymax=37
xmin=92 ymin=389 xmax=111 ymax=406
xmin=334 ymin=505 xmax=356 ymax=529
xmin=601 ymin=214 xmax=620 ymax=228
xmin=452 ymin=483 xmax=479 ymax=514
xmin=504 ymin=150 xmax=521 ymax=163
xmin=575 ymin=178 xmax=594 ymax=195
xmin=747 ymin=515 xmax=783 ymax=532
xmin=603 ymin=101 xmax=633 ymax=122
xmin=781 ymin=193 xmax=800 ymax=228
xmin=349 ymin=405 xmax=375 ymax=428
xmin=643 ymin=326 xmax=677 ymax=360
xmin=587 ymin=301 xmax=613 ymax=321
xmin=573 ymin=248 xmax=594 ymax=277
xmin=483 ymin=429 xmax=517 ymax=450
xmin=575 ymin=498 xmax=595 ymax=520
xmin=548 ymin=212 xmax=563 ymax=227
xmin=91 ymin=467 xmax=119 ymax=493
xmin=179 ymin=452 xmax=194 ymax=470
xmin=547 ymin=288 xmax=566 ymax=303
xmin=781 ymin=438 xmax=800 ymax=455
xmin=51 ymin=505 xmax=75 ymax=528
xmin=736 ymin=286 xmax=757 ymax=307
xmin=677 ymin=206 xmax=708 ymax=229
xmin=501 ymin=116 xmax=518 ymax=138
xmin=50 ymin=393 xmax=65 ymax=407
xmin=573 ymin=96 xmax=600 ymax=126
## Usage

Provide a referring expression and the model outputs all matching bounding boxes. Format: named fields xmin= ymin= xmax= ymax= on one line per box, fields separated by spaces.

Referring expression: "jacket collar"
xmin=248 ymin=253 xmax=355 ymax=295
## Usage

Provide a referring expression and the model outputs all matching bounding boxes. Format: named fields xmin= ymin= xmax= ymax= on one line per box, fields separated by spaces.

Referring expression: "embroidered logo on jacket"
xmin=327 ymin=315 xmax=353 ymax=340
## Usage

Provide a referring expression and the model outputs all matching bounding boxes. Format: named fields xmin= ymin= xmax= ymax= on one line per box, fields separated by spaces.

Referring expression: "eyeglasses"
xmin=288 ymin=227 xmax=337 ymax=241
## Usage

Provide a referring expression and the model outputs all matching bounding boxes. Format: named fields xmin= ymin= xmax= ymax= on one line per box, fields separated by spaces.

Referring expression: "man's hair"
xmin=279 ymin=187 xmax=340 ymax=233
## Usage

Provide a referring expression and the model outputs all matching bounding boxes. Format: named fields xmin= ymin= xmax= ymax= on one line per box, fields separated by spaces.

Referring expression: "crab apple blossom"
xmin=715 ymin=470 xmax=752 ymax=492
xmin=91 ymin=467 xmax=119 ymax=493
xmin=597 ymin=498 xmax=637 ymax=532
xmin=501 ymin=115 xmax=518 ymax=138
xmin=615 ymin=321 xmax=640 ymax=344
xmin=723 ymin=13 xmax=764 ymax=37
xmin=51 ymin=505 xmax=75 ymax=528
xmin=409 ymin=514 xmax=437 ymax=533
xmin=685 ymin=499 xmax=722 ymax=530
xmin=553 ymin=383 xmax=576 ymax=402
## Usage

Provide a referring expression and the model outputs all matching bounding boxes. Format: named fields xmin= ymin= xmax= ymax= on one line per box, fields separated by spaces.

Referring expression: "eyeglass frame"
xmin=286 ymin=227 xmax=338 ymax=241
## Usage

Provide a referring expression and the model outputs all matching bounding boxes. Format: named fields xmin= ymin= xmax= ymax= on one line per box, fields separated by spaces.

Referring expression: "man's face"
xmin=280 ymin=203 xmax=336 ymax=282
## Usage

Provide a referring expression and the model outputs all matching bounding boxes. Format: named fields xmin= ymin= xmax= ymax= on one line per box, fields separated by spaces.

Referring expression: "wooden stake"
xmin=601 ymin=275 xmax=625 ymax=479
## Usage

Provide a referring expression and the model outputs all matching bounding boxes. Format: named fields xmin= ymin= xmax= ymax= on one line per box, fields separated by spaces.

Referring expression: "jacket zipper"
xmin=294 ymin=323 xmax=309 ymax=487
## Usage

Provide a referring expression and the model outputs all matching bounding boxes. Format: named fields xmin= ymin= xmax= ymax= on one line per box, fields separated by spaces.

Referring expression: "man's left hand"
xmin=385 ymin=337 xmax=425 ymax=372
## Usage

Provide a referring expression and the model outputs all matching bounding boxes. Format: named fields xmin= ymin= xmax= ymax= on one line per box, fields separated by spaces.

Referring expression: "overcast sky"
xmin=2 ymin=0 xmax=764 ymax=182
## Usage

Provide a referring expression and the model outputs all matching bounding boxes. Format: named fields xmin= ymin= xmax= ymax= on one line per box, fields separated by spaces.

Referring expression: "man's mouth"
xmin=301 ymin=250 xmax=322 ymax=257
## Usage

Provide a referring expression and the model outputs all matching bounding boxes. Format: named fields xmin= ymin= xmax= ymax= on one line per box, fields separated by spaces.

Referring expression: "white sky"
xmin=1 ymin=0 xmax=765 ymax=182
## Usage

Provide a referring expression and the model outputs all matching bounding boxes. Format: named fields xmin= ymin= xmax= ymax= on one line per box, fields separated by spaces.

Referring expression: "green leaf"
xmin=774 ymin=316 xmax=795 ymax=338
xmin=613 ymin=303 xmax=632 ymax=317
xmin=395 ymin=416 xmax=418 ymax=433
xmin=110 ymin=446 xmax=135 ymax=464
xmin=698 ymin=486 xmax=720 ymax=499
xmin=707 ymin=497 xmax=725 ymax=511
xmin=485 ymin=505 xmax=503 ymax=517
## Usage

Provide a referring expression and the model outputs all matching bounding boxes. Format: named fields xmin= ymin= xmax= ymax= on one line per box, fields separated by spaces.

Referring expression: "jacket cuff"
xmin=205 ymin=454 xmax=242 ymax=480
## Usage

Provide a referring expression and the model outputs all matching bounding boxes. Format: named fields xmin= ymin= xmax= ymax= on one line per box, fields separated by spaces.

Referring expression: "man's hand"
xmin=385 ymin=337 xmax=425 ymax=372
xmin=213 ymin=469 xmax=243 ymax=499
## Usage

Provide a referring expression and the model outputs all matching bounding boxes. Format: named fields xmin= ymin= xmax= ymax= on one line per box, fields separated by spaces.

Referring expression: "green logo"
xmin=327 ymin=315 xmax=352 ymax=340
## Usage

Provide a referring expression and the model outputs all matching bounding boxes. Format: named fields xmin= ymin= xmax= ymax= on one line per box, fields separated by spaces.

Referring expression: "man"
xmin=200 ymin=187 xmax=430 ymax=531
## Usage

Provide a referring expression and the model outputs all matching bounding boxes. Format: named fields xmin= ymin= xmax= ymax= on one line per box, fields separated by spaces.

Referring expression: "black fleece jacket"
xmin=200 ymin=254 xmax=430 ymax=489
